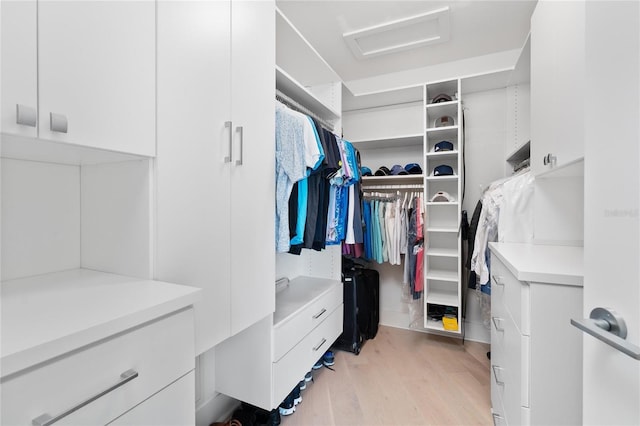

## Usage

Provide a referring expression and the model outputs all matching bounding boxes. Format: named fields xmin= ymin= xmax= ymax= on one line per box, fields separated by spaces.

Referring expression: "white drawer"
xmin=110 ymin=371 xmax=195 ymax=426
xmin=272 ymin=304 xmax=343 ymax=405
xmin=1 ymin=308 xmax=194 ymax=426
xmin=491 ymin=257 xmax=530 ymax=335
xmin=491 ymin=312 xmax=522 ymax=426
xmin=273 ymin=283 xmax=341 ymax=362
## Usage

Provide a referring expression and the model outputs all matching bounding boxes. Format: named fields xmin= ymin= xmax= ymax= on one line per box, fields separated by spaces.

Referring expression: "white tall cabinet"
xmin=156 ymin=0 xmax=275 ymax=355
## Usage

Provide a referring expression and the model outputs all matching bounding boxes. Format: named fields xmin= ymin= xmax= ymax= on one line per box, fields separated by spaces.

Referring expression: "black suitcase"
xmin=336 ymin=268 xmax=363 ymax=354
xmin=357 ymin=268 xmax=380 ymax=340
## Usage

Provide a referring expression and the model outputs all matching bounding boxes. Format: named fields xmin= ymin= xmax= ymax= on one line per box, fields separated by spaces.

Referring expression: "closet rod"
xmin=362 ymin=184 xmax=424 ymax=190
xmin=276 ymin=89 xmax=335 ymax=131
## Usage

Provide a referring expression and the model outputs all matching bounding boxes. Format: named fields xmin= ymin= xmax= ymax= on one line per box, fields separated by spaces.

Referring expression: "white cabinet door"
xmin=1 ymin=0 xmax=38 ymax=137
xmin=530 ymin=0 xmax=585 ymax=175
xmin=156 ymin=0 xmax=233 ymax=355
xmin=581 ymin=3 xmax=640 ymax=424
xmin=229 ymin=0 xmax=276 ymax=335
xmin=37 ymin=1 xmax=155 ymax=156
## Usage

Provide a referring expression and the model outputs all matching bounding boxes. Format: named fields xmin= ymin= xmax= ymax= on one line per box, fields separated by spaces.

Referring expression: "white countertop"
xmin=1 ymin=268 xmax=201 ymax=378
xmin=489 ymin=242 xmax=584 ymax=286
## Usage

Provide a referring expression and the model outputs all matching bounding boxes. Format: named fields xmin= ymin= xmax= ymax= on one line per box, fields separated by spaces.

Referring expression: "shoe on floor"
xmin=292 ymin=384 xmax=302 ymax=406
xmin=278 ymin=393 xmax=295 ymax=416
xmin=299 ymin=379 xmax=306 ymax=390
xmin=304 ymin=371 xmax=313 ymax=382
xmin=312 ymin=359 xmax=323 ymax=370
xmin=255 ymin=408 xmax=281 ymax=426
xmin=322 ymin=350 xmax=335 ymax=367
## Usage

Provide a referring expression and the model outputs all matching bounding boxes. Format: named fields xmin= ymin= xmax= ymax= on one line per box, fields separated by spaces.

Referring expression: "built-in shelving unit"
xmin=275 ymin=66 xmax=340 ymax=123
xmin=423 ymin=78 xmax=463 ymax=335
xmin=349 ymin=133 xmax=423 ymax=150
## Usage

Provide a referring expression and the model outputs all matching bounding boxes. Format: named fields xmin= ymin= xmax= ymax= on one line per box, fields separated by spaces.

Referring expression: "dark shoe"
xmin=255 ymin=407 xmax=281 ymax=426
xmin=278 ymin=393 xmax=295 ymax=416
xmin=292 ymin=384 xmax=302 ymax=406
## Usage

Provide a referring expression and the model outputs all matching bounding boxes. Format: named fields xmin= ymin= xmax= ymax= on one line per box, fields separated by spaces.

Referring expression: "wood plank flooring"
xmin=281 ymin=325 xmax=492 ymax=426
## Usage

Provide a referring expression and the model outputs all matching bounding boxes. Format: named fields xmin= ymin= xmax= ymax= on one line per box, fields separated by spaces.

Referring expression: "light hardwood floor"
xmin=281 ymin=325 xmax=492 ymax=426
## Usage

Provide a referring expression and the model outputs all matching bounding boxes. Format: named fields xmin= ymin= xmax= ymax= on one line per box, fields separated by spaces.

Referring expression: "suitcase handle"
xmin=312 ymin=308 xmax=327 ymax=319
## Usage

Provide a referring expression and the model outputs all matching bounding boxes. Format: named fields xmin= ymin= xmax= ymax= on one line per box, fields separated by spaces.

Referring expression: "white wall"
xmin=1 ymin=158 xmax=81 ymax=281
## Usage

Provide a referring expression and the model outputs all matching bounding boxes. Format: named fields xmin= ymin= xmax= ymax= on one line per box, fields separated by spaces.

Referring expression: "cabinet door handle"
xmin=313 ymin=338 xmax=327 ymax=352
xmin=224 ymin=121 xmax=233 ymax=163
xmin=571 ymin=307 xmax=640 ymax=360
xmin=492 ymin=317 xmax=505 ymax=332
xmin=491 ymin=365 xmax=505 ymax=385
xmin=32 ymin=369 xmax=139 ymax=426
xmin=312 ymin=308 xmax=327 ymax=320
xmin=235 ymin=126 xmax=244 ymax=166
xmin=49 ymin=112 xmax=68 ymax=133
xmin=16 ymin=104 xmax=37 ymax=127
xmin=492 ymin=275 xmax=504 ymax=286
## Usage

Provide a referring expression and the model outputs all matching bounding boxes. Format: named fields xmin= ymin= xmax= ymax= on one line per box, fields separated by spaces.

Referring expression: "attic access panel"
xmin=343 ymin=7 xmax=450 ymax=60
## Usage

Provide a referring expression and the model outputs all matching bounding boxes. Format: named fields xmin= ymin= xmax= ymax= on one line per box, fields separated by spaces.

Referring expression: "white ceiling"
xmin=276 ymin=0 xmax=536 ymax=85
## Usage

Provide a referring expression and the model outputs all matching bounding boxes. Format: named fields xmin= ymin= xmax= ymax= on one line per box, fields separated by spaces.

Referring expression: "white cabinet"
xmin=156 ymin=0 xmax=275 ymax=355
xmin=1 ymin=0 xmax=38 ymax=138
xmin=489 ymin=244 xmax=583 ymax=425
xmin=216 ymin=277 xmax=343 ymax=410
xmin=0 ymin=0 xmax=155 ymax=156
xmin=530 ymin=0 xmax=585 ymax=174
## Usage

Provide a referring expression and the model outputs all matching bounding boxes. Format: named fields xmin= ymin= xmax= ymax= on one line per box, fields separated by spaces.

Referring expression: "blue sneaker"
xmin=312 ymin=359 xmax=323 ymax=370
xmin=299 ymin=379 xmax=306 ymax=390
xmin=323 ymin=350 xmax=335 ymax=367
xmin=304 ymin=371 xmax=313 ymax=382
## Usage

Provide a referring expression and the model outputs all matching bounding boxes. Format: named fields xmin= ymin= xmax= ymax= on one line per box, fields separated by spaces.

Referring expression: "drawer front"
xmin=273 ymin=283 xmax=341 ymax=362
xmin=2 ymin=308 xmax=194 ymax=426
xmin=491 ymin=312 xmax=522 ymax=426
xmin=273 ymin=304 xmax=343 ymax=406
xmin=110 ymin=371 xmax=195 ymax=426
xmin=491 ymin=257 xmax=529 ymax=335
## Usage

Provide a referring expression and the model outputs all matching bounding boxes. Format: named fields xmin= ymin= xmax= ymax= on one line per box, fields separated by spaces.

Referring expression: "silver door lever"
xmin=571 ymin=307 xmax=640 ymax=360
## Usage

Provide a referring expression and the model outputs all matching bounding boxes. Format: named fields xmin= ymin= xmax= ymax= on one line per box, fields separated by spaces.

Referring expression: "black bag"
xmin=357 ymin=268 xmax=379 ymax=340
xmin=335 ymin=268 xmax=364 ymax=354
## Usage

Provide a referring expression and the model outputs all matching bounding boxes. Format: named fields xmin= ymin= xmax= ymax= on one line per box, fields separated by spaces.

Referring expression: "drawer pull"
xmin=312 ymin=308 xmax=327 ymax=319
xmin=491 ymin=365 xmax=505 ymax=385
xmin=492 ymin=317 xmax=505 ymax=332
xmin=492 ymin=413 xmax=505 ymax=425
xmin=16 ymin=104 xmax=37 ymax=127
xmin=492 ymin=275 xmax=504 ymax=286
xmin=313 ymin=338 xmax=327 ymax=352
xmin=49 ymin=112 xmax=68 ymax=133
xmin=32 ymin=369 xmax=139 ymax=426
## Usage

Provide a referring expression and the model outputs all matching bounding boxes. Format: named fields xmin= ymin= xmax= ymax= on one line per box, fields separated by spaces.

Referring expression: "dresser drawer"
xmin=491 ymin=257 xmax=530 ymax=335
xmin=1 ymin=308 xmax=194 ymax=426
xmin=273 ymin=283 xmax=341 ymax=362
xmin=273 ymin=304 xmax=343 ymax=405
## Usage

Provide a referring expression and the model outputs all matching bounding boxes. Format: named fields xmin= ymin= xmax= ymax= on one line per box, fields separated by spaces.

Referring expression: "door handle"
xmin=491 ymin=365 xmax=505 ymax=385
xmin=50 ymin=112 xmax=68 ymax=133
xmin=571 ymin=307 xmax=640 ymax=360
xmin=32 ymin=369 xmax=139 ymax=425
xmin=235 ymin=125 xmax=244 ymax=166
xmin=16 ymin=104 xmax=37 ymax=127
xmin=492 ymin=317 xmax=505 ymax=332
xmin=224 ymin=121 xmax=232 ymax=163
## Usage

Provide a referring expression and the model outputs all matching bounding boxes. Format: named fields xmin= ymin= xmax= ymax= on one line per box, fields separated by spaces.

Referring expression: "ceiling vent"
xmin=343 ymin=7 xmax=450 ymax=60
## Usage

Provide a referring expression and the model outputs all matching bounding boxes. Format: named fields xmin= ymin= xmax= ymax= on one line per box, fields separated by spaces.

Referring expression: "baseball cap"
xmin=404 ymin=163 xmax=423 ymax=175
xmin=430 ymin=191 xmax=454 ymax=202
xmin=432 ymin=164 xmax=454 ymax=176
xmin=390 ymin=165 xmax=409 ymax=175
xmin=431 ymin=93 xmax=452 ymax=104
xmin=374 ymin=166 xmax=390 ymax=176
xmin=434 ymin=115 xmax=455 ymax=128
xmin=434 ymin=141 xmax=454 ymax=152
xmin=361 ymin=166 xmax=373 ymax=176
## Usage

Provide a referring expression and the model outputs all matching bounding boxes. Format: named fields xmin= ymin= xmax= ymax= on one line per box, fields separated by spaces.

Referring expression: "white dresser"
xmin=489 ymin=243 xmax=583 ymax=426
xmin=1 ymin=270 xmax=201 ymax=425
xmin=215 ymin=276 xmax=343 ymax=410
